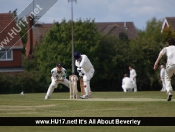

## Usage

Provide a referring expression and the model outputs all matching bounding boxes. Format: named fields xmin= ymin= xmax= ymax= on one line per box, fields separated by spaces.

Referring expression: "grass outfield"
xmin=0 ymin=91 xmax=175 ymax=132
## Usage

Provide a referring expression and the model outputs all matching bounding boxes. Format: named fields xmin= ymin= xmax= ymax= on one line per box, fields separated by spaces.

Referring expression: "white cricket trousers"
xmin=122 ymin=86 xmax=133 ymax=92
xmin=161 ymin=78 xmax=166 ymax=91
xmin=165 ymin=64 xmax=175 ymax=94
xmin=131 ymin=78 xmax=137 ymax=92
xmin=83 ymin=67 xmax=95 ymax=96
xmin=45 ymin=77 xmax=70 ymax=98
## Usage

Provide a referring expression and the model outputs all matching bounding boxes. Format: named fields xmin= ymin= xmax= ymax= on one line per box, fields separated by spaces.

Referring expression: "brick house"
xmin=0 ymin=13 xmax=23 ymax=72
xmin=161 ymin=17 xmax=175 ymax=33
xmin=25 ymin=17 xmax=53 ymax=58
xmin=26 ymin=20 xmax=138 ymax=57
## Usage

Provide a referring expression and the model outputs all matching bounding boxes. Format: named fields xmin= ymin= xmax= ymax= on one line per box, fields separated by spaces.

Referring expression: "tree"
xmin=92 ymin=35 xmax=117 ymax=90
xmin=119 ymin=32 xmax=129 ymax=42
xmin=25 ymin=17 xmax=171 ymax=92
xmin=34 ymin=17 xmax=165 ymax=91
xmin=162 ymin=27 xmax=175 ymax=42
xmin=35 ymin=19 xmax=101 ymax=90
xmin=128 ymin=17 xmax=164 ymax=90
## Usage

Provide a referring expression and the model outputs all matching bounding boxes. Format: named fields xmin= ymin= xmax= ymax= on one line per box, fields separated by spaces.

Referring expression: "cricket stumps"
xmin=69 ymin=75 xmax=78 ymax=99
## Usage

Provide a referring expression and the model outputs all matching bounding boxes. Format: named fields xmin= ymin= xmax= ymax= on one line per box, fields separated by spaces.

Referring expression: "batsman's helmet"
xmin=74 ymin=52 xmax=81 ymax=60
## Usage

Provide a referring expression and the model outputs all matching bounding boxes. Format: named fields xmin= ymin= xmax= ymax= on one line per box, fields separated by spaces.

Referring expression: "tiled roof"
xmin=166 ymin=17 xmax=175 ymax=31
xmin=96 ymin=22 xmax=138 ymax=39
xmin=0 ymin=13 xmax=23 ymax=48
xmin=32 ymin=21 xmax=138 ymax=44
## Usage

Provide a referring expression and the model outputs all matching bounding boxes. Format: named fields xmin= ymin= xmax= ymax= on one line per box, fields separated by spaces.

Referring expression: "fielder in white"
xmin=160 ymin=65 xmax=166 ymax=92
xmin=129 ymin=66 xmax=137 ymax=92
xmin=122 ymin=74 xmax=134 ymax=92
xmin=154 ymin=38 xmax=175 ymax=101
xmin=74 ymin=52 xmax=95 ymax=99
xmin=45 ymin=63 xmax=70 ymax=100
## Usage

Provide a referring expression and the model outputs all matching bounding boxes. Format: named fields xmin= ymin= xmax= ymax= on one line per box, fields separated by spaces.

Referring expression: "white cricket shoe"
xmin=44 ymin=96 xmax=50 ymax=100
xmin=79 ymin=95 xmax=88 ymax=99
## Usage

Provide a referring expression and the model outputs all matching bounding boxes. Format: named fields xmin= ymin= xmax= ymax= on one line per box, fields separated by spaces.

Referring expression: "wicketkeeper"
xmin=45 ymin=63 xmax=70 ymax=100
xmin=74 ymin=52 xmax=95 ymax=99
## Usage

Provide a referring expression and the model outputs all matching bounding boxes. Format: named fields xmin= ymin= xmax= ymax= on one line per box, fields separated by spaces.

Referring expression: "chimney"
xmin=124 ymin=22 xmax=128 ymax=30
xmin=26 ymin=15 xmax=34 ymax=58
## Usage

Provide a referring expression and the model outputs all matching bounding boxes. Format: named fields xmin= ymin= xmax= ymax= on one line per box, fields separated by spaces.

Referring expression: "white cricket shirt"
xmin=75 ymin=55 xmax=93 ymax=71
xmin=122 ymin=77 xmax=134 ymax=88
xmin=160 ymin=45 xmax=175 ymax=65
xmin=130 ymin=69 xmax=137 ymax=78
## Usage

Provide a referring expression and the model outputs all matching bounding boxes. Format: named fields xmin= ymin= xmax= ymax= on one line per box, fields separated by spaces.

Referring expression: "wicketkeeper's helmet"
xmin=56 ymin=63 xmax=62 ymax=68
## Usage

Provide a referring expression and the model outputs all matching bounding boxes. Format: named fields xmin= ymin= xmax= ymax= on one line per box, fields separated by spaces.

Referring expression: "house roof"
xmin=31 ymin=21 xmax=138 ymax=44
xmin=166 ymin=17 xmax=175 ymax=30
xmin=0 ymin=13 xmax=23 ymax=49
xmin=33 ymin=23 xmax=53 ymax=43
xmin=95 ymin=22 xmax=138 ymax=39
xmin=161 ymin=17 xmax=175 ymax=33
xmin=33 ymin=22 xmax=138 ymax=42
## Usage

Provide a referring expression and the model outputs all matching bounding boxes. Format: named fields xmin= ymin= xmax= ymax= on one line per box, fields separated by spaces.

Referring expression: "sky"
xmin=0 ymin=0 xmax=175 ymax=30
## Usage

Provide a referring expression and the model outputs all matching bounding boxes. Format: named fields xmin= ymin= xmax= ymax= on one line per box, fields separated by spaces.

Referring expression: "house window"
xmin=0 ymin=49 xmax=13 ymax=61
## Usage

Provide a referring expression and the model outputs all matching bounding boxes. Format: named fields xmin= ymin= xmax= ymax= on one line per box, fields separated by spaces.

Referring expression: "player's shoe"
xmin=167 ymin=94 xmax=172 ymax=101
xmin=44 ymin=96 xmax=50 ymax=100
xmin=79 ymin=95 xmax=88 ymax=99
xmin=79 ymin=95 xmax=84 ymax=99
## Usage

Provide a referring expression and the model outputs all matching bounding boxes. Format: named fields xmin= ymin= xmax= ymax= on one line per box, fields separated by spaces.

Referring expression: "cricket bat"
xmin=80 ymin=77 xmax=85 ymax=95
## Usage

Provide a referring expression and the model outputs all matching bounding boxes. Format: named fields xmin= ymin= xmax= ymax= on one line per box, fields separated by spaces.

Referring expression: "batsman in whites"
xmin=74 ymin=51 xmax=95 ymax=99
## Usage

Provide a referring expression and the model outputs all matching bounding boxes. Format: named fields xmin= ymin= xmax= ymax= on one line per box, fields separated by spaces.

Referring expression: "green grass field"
xmin=0 ymin=91 xmax=175 ymax=132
